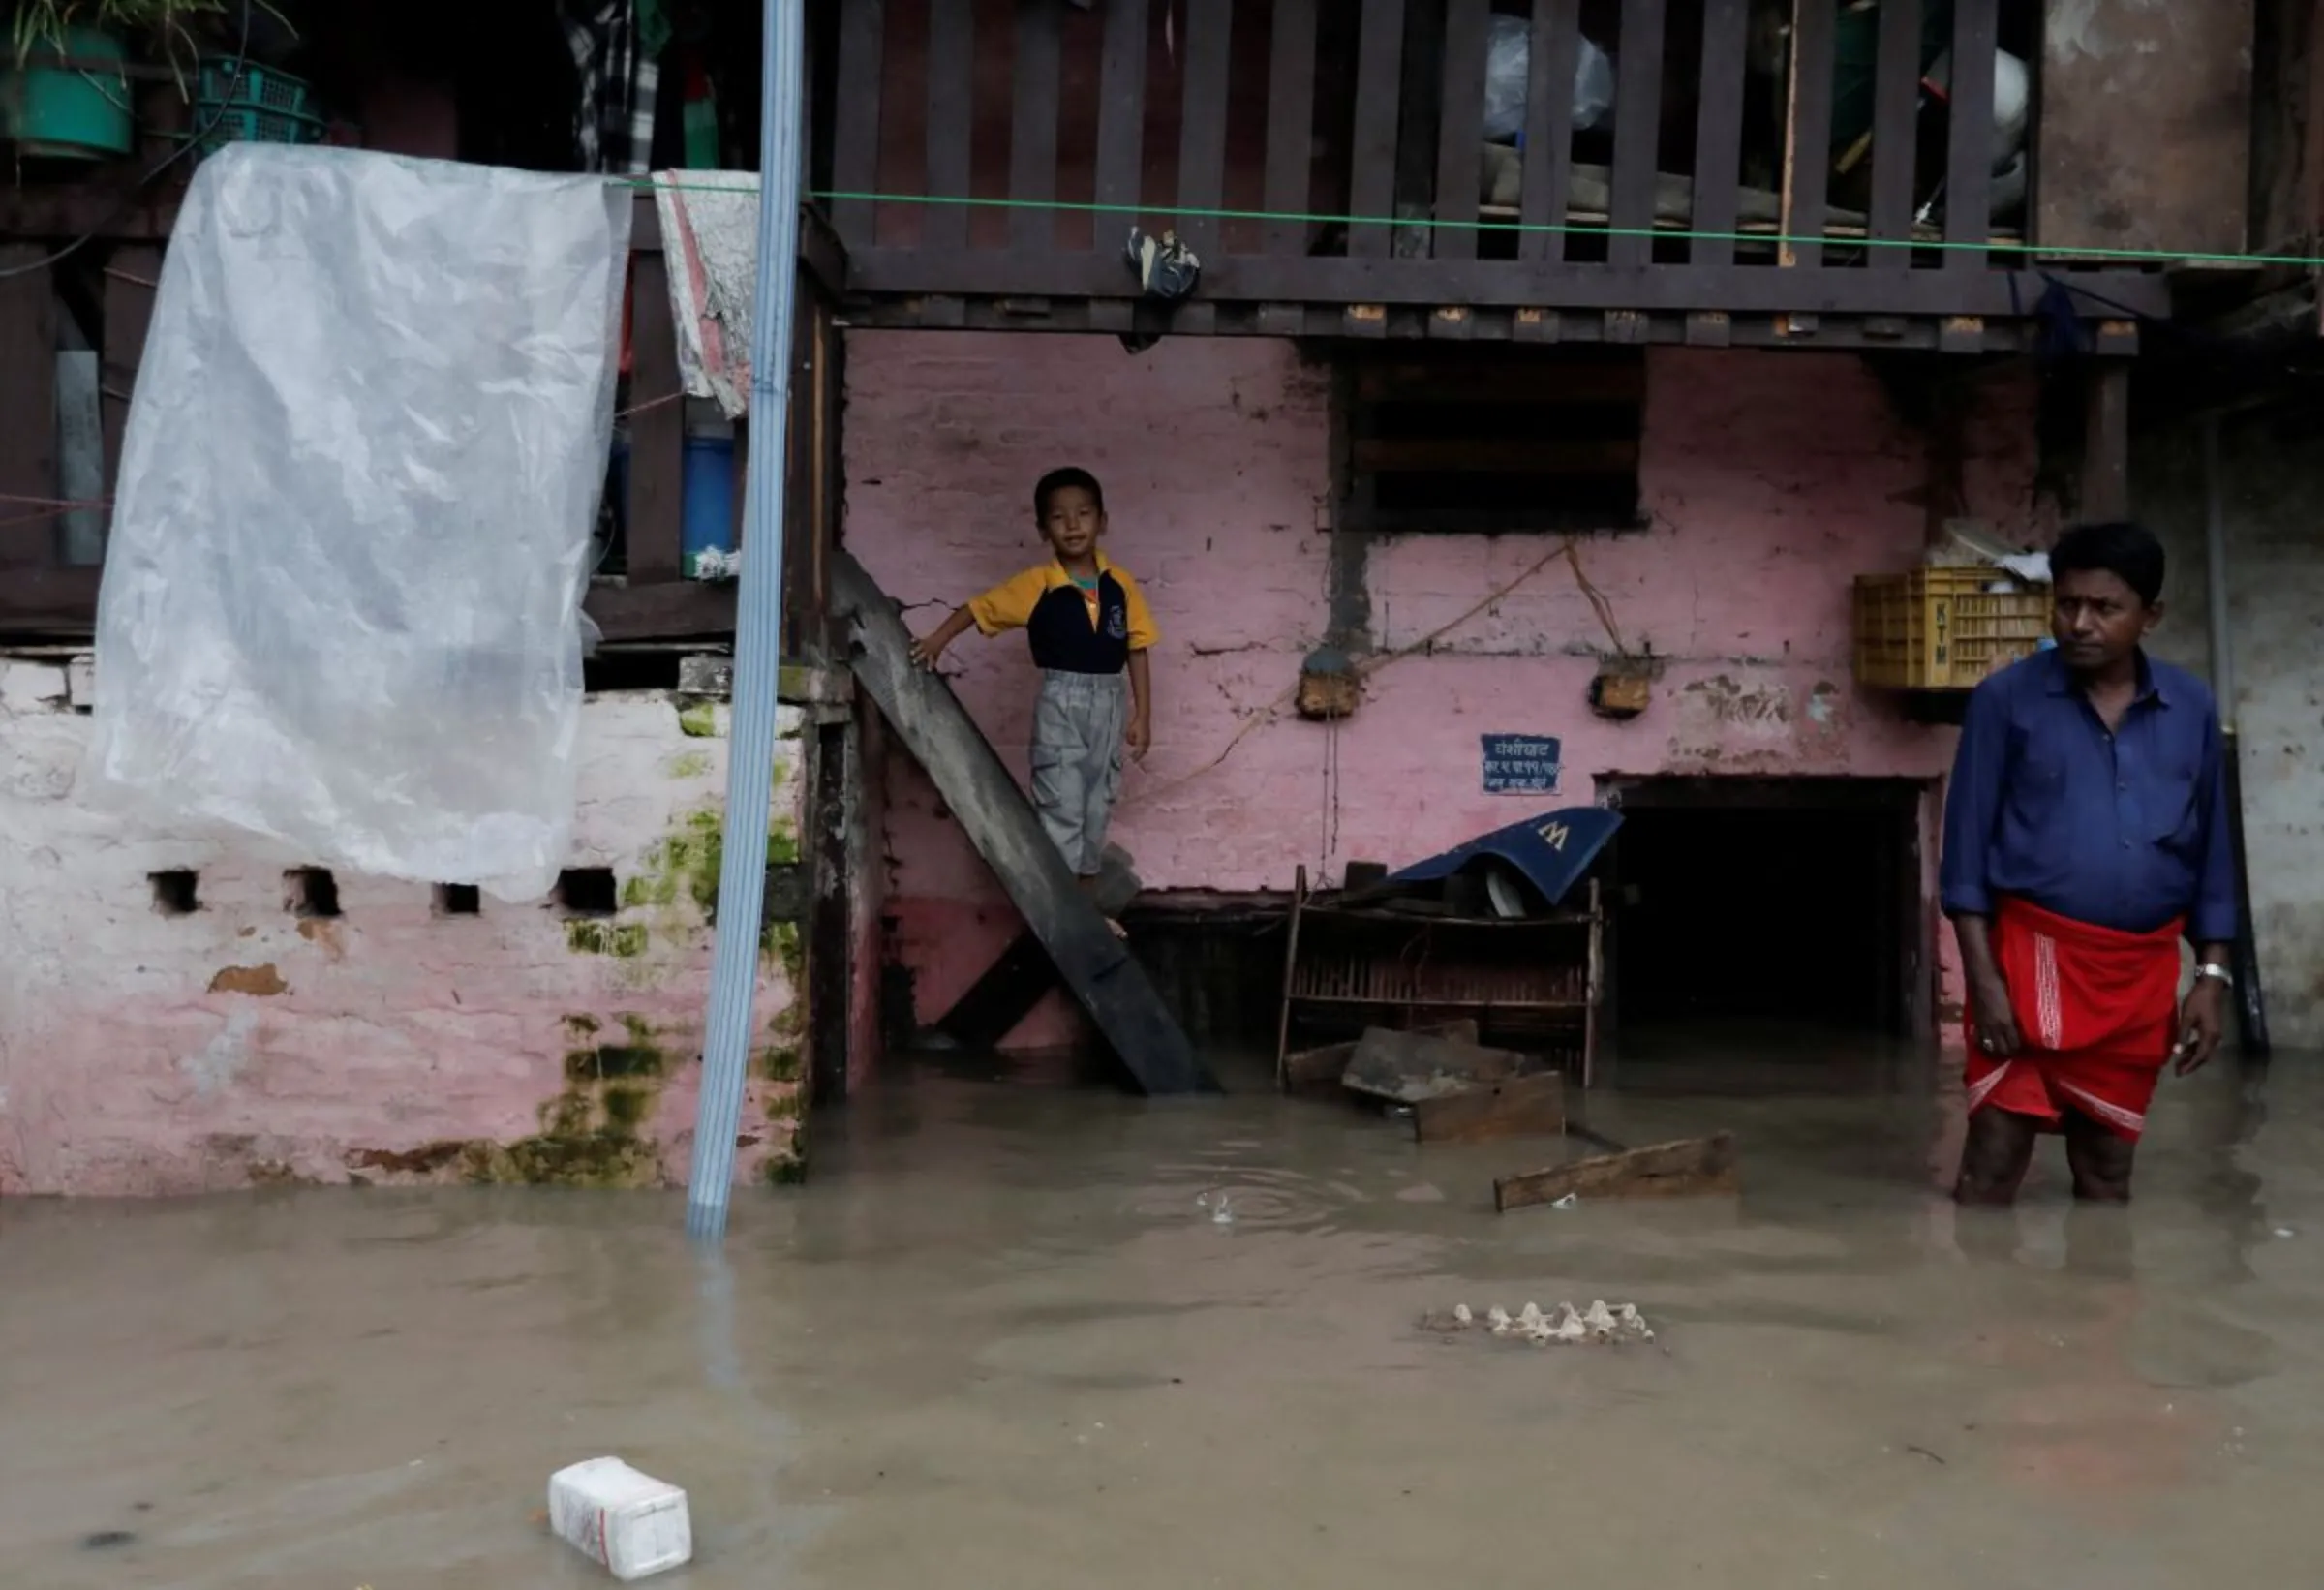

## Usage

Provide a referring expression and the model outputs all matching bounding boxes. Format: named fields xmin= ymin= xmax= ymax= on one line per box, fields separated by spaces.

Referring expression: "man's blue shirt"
xmin=1939 ymin=648 xmax=2236 ymax=943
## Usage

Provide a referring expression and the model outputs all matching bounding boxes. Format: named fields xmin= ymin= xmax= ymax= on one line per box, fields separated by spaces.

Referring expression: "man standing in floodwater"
xmin=1939 ymin=520 xmax=2236 ymax=1204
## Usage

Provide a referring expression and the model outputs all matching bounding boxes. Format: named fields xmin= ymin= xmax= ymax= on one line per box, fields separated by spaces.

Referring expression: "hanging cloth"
xmin=563 ymin=0 xmax=661 ymax=174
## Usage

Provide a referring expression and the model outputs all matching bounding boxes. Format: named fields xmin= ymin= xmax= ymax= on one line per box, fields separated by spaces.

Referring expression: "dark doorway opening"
xmin=1600 ymin=778 xmax=1931 ymax=1062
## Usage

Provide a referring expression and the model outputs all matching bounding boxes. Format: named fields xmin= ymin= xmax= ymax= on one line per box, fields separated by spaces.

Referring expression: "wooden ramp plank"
xmin=832 ymin=550 xmax=1213 ymax=1094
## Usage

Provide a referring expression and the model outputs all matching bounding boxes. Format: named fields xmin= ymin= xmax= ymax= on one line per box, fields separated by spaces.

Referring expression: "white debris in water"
xmin=1427 ymin=1300 xmax=1654 ymax=1346
xmin=1551 ymin=1193 xmax=1581 ymax=1210
xmin=1196 ymin=1191 xmax=1235 ymax=1225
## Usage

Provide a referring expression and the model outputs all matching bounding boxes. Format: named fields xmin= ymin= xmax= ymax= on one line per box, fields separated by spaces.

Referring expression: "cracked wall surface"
xmin=0 ymin=667 xmax=808 ymax=1195
xmin=2136 ymin=417 xmax=2324 ymax=1049
xmin=845 ymin=334 xmax=2051 ymax=1047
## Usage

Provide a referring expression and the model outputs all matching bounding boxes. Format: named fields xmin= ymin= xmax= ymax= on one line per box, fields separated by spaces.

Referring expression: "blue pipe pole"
xmin=687 ymin=0 xmax=804 ymax=1241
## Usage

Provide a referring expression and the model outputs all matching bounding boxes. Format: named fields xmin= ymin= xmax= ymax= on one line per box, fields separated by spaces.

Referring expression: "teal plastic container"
xmin=0 ymin=26 xmax=134 ymax=160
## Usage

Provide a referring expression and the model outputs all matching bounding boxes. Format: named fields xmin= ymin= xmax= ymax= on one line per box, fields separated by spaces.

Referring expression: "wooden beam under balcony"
xmin=844 ymin=246 xmax=2172 ymax=321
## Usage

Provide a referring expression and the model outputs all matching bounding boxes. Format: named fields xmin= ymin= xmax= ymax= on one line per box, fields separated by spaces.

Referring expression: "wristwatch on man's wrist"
xmin=2196 ymin=963 xmax=2235 ymax=988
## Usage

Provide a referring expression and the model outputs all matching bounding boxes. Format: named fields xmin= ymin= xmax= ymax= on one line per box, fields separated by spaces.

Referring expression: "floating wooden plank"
xmin=923 ymin=0 xmax=975 ymax=253
xmin=829 ymin=0 xmax=886 ymax=250
xmin=832 ymin=550 xmax=1210 ymax=1094
xmin=1517 ymin=0 xmax=1582 ymax=263
xmin=1866 ymin=0 xmax=1922 ymax=272
xmin=1494 ymin=1132 xmax=1739 ymax=1211
xmin=1412 ymin=1071 xmax=1566 ymax=1145
xmin=1349 ymin=0 xmax=1408 ymax=259
xmin=1262 ymin=0 xmax=1319 ymax=257
xmin=1432 ymin=0 xmax=1491 ymax=260
xmin=1941 ymin=0 xmax=1996 ymax=267
xmin=1282 ymin=1018 xmax=1479 ymax=1090
xmin=1008 ymin=0 xmax=1065 ymax=255
xmin=1780 ymin=0 xmax=1838 ymax=270
xmin=1092 ymin=0 xmax=1151 ymax=238
xmin=1690 ymin=0 xmax=1749 ymax=266
xmin=1606 ymin=0 xmax=1666 ymax=268
xmin=1342 ymin=1026 xmax=1525 ymax=1104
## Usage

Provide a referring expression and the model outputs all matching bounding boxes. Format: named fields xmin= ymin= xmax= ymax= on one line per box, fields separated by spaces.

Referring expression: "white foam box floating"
xmin=548 ymin=1457 xmax=694 ymax=1581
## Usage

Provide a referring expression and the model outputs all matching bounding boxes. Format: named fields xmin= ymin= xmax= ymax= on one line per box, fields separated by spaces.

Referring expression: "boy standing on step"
xmin=908 ymin=467 xmax=1157 ymax=935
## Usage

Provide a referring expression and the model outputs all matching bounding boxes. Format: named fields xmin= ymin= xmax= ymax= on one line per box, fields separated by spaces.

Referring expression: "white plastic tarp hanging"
xmin=85 ymin=147 xmax=631 ymax=900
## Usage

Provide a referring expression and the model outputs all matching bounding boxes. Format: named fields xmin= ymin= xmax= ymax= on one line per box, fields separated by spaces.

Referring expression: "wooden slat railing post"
xmin=1008 ymin=0 xmax=1065 ymax=257
xmin=1607 ymin=0 xmax=1667 ymax=268
xmin=1391 ymin=0 xmax=1448 ymax=258
xmin=1866 ymin=0 xmax=1923 ymax=271
xmin=924 ymin=0 xmax=974 ymax=254
xmin=1092 ymin=0 xmax=1151 ymax=253
xmin=1779 ymin=0 xmax=1838 ymax=269
xmin=1433 ymin=0 xmax=1491 ymax=260
xmin=1690 ymin=0 xmax=1749 ymax=267
xmin=1261 ymin=0 xmax=1319 ymax=257
xmin=1517 ymin=0 xmax=1581 ymax=263
xmin=627 ymin=248 xmax=686 ymax=585
xmin=1350 ymin=0 xmax=1409 ymax=259
xmin=830 ymin=0 xmax=884 ymax=251
xmin=1175 ymin=0 xmax=1234 ymax=261
xmin=1942 ymin=0 xmax=1998 ymax=268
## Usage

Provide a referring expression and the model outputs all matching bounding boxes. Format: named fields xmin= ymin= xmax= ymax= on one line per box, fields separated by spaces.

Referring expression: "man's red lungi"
xmin=1963 ymin=897 xmax=2183 ymax=1142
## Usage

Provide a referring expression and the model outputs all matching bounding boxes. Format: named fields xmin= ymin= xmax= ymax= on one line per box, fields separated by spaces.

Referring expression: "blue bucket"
xmin=682 ymin=434 xmax=736 ymax=558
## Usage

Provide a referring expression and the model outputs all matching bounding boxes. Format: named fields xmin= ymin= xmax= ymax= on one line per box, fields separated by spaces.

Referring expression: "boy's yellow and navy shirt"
xmin=967 ymin=554 xmax=1158 ymax=675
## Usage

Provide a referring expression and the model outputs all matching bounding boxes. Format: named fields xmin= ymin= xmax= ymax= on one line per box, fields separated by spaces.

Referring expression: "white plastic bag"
xmin=1483 ymin=14 xmax=1615 ymax=142
xmin=85 ymin=147 xmax=629 ymax=900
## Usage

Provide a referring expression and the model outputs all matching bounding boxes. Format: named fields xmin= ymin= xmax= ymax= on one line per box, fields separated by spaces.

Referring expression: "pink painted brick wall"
xmin=0 ymin=671 xmax=808 ymax=1196
xmin=846 ymin=335 xmax=2036 ymax=1045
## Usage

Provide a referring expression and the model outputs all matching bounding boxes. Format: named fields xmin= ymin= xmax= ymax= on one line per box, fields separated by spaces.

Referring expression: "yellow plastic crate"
xmin=1852 ymin=567 xmax=2050 ymax=690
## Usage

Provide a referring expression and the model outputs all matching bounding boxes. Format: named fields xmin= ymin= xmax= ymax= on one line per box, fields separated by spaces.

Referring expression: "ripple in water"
xmin=1127 ymin=1162 xmax=1363 ymax=1231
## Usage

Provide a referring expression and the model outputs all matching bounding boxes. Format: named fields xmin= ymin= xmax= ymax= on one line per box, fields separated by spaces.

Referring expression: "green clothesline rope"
xmin=617 ymin=178 xmax=2324 ymax=272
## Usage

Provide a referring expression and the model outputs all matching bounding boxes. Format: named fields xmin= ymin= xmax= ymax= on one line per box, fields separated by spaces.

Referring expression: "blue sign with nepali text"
xmin=1482 ymin=734 xmax=1563 ymax=796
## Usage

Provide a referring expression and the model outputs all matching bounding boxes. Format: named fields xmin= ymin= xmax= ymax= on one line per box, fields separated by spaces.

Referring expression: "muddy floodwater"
xmin=5 ymin=1044 xmax=2323 ymax=1588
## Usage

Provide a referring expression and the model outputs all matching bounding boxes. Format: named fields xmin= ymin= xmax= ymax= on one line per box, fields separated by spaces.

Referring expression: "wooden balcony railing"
xmin=0 ymin=194 xmax=840 ymax=642
xmin=830 ymin=0 xmax=2174 ymax=341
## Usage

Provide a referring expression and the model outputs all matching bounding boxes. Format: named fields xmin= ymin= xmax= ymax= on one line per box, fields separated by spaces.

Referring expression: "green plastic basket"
xmin=189 ymin=61 xmax=323 ymax=160
xmin=196 ymin=61 xmax=315 ymax=119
